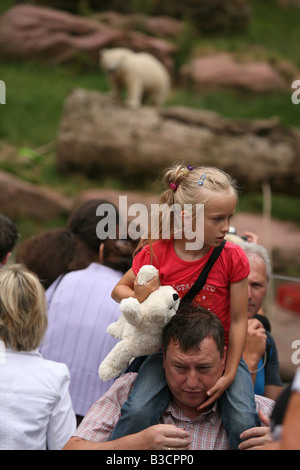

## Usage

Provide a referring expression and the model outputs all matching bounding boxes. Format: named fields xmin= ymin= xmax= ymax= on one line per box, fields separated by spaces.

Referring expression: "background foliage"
xmin=0 ymin=0 xmax=300 ymax=238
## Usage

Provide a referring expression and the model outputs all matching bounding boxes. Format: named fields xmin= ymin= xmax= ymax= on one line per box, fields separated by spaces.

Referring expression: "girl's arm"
xmin=111 ymin=268 xmax=136 ymax=303
xmin=225 ymin=277 xmax=248 ymax=380
xmin=111 ymin=268 xmax=160 ymax=304
xmin=198 ymin=277 xmax=248 ymax=409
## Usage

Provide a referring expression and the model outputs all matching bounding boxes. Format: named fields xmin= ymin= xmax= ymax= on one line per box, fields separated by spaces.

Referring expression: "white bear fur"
xmin=136 ymin=264 xmax=159 ymax=285
xmin=99 ymin=266 xmax=180 ymax=382
xmin=105 ymin=265 xmax=159 ymax=340
xmin=99 ymin=47 xmax=171 ymax=108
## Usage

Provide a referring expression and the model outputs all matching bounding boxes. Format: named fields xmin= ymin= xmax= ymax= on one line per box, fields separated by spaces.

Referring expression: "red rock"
xmin=0 ymin=170 xmax=72 ymax=221
xmin=0 ymin=5 xmax=176 ymax=70
xmin=180 ymin=53 xmax=287 ymax=92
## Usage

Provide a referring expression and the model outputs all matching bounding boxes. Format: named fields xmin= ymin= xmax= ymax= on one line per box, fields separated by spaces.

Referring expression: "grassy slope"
xmin=0 ymin=0 xmax=299 ymax=235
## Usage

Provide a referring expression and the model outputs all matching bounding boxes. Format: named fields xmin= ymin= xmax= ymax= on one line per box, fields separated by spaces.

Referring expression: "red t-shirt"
xmin=132 ymin=240 xmax=249 ymax=345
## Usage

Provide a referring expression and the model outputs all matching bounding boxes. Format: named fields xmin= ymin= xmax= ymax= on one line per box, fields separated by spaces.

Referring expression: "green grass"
xmin=188 ymin=0 xmax=300 ymax=68
xmin=1 ymin=60 xmax=298 ymax=150
xmin=0 ymin=61 xmax=109 ymax=147
xmin=0 ymin=0 xmax=13 ymax=15
xmin=246 ymin=0 xmax=300 ymax=67
xmin=169 ymin=88 xmax=299 ymax=128
xmin=1 ymin=0 xmax=300 ymax=235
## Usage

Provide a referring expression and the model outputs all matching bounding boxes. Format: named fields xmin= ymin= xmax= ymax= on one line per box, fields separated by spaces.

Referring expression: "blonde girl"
xmin=110 ymin=164 xmax=260 ymax=449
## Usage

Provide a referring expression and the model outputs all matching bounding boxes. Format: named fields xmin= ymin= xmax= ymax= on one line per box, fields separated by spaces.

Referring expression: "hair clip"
xmin=169 ymin=182 xmax=178 ymax=191
xmin=198 ymin=173 xmax=207 ymax=186
xmin=181 ymin=164 xmax=194 ymax=176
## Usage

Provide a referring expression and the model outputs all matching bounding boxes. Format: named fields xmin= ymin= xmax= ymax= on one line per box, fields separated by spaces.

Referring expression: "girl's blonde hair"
xmin=0 ymin=264 xmax=47 ymax=351
xmin=136 ymin=163 xmax=238 ymax=255
xmin=160 ymin=163 xmax=238 ymax=208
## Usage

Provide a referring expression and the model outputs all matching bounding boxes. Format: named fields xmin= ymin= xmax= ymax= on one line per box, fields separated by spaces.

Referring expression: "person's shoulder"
xmin=136 ymin=240 xmax=169 ymax=253
xmin=87 ymin=262 xmax=123 ymax=279
xmin=55 ymin=263 xmax=121 ymax=282
xmin=266 ymin=330 xmax=276 ymax=346
xmin=28 ymin=353 xmax=72 ymax=393
xmin=221 ymin=240 xmax=249 ymax=267
xmin=133 ymin=239 xmax=170 ymax=267
xmin=223 ymin=240 xmax=246 ymax=256
xmin=113 ymin=372 xmax=137 ymax=388
xmin=255 ymin=394 xmax=275 ymax=416
xmin=97 ymin=372 xmax=137 ymax=405
xmin=40 ymin=355 xmax=70 ymax=377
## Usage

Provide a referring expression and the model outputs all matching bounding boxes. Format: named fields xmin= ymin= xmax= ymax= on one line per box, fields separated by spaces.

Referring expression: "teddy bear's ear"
xmin=137 ymin=265 xmax=159 ymax=285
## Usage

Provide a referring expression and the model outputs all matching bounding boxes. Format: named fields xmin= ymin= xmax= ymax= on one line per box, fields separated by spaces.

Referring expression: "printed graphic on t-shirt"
xmin=174 ymin=282 xmax=216 ymax=310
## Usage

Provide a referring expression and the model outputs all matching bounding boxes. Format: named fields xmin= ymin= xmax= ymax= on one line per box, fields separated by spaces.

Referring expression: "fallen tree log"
xmin=57 ymin=88 xmax=300 ymax=195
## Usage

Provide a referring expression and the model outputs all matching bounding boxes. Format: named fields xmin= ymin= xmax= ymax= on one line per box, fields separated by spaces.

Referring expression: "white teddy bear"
xmin=99 ymin=265 xmax=180 ymax=382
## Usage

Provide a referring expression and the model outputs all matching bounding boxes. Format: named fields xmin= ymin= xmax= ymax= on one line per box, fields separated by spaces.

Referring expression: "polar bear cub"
xmin=100 ymin=47 xmax=171 ymax=108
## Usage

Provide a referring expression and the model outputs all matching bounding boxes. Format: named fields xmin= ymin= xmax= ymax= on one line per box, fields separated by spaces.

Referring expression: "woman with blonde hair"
xmin=0 ymin=264 xmax=76 ymax=450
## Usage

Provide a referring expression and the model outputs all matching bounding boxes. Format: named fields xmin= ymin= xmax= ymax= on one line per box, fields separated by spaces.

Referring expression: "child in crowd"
xmin=110 ymin=163 xmax=260 ymax=449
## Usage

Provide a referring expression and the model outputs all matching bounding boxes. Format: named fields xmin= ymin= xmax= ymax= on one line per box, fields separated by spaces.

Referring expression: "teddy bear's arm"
xmin=120 ymin=298 xmax=143 ymax=327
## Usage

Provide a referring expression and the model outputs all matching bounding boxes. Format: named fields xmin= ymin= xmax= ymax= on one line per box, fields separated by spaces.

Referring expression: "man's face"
xmin=247 ymin=255 xmax=268 ymax=318
xmin=163 ymin=337 xmax=226 ymax=418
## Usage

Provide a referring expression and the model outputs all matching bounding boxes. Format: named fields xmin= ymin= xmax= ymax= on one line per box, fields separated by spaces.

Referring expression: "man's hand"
xmin=138 ymin=424 xmax=191 ymax=450
xmin=238 ymin=410 xmax=272 ymax=450
xmin=243 ymin=318 xmax=267 ymax=372
xmin=243 ymin=231 xmax=258 ymax=244
xmin=64 ymin=424 xmax=191 ymax=450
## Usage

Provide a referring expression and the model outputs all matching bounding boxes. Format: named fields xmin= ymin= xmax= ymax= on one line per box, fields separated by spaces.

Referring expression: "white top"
xmin=40 ymin=263 xmax=123 ymax=416
xmin=0 ymin=345 xmax=76 ymax=450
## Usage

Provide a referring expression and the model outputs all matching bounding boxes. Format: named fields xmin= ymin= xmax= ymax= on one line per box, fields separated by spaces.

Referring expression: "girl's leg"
xmin=110 ymin=351 xmax=171 ymax=440
xmin=219 ymin=358 xmax=261 ymax=450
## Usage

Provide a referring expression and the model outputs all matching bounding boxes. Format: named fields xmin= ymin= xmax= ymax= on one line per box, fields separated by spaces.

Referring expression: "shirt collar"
xmin=4 ymin=345 xmax=42 ymax=357
xmin=164 ymin=400 xmax=219 ymax=425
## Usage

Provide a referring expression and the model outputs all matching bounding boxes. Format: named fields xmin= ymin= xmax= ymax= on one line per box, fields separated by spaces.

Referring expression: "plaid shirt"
xmin=75 ymin=373 xmax=274 ymax=450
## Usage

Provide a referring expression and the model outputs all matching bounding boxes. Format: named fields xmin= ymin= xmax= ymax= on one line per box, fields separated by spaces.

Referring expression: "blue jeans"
xmin=219 ymin=357 xmax=261 ymax=449
xmin=110 ymin=352 xmax=260 ymax=449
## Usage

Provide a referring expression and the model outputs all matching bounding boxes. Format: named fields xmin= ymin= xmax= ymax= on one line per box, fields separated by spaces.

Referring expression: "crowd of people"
xmin=0 ymin=163 xmax=299 ymax=450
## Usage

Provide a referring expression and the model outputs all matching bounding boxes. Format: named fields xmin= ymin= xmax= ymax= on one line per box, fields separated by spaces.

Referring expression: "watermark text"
xmin=0 ymin=80 xmax=6 ymax=104
xmin=95 ymin=196 xmax=204 ymax=250
xmin=291 ymin=80 xmax=300 ymax=105
xmin=291 ymin=339 xmax=300 ymax=365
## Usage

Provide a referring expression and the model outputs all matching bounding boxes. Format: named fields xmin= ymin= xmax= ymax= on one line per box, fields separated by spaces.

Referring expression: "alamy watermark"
xmin=291 ymin=80 xmax=300 ymax=105
xmin=95 ymin=196 xmax=204 ymax=250
xmin=0 ymin=80 xmax=6 ymax=104
xmin=291 ymin=339 xmax=300 ymax=365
